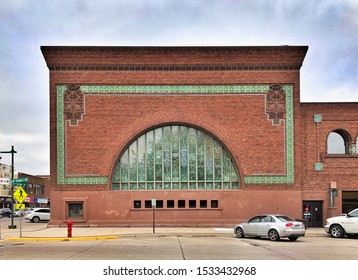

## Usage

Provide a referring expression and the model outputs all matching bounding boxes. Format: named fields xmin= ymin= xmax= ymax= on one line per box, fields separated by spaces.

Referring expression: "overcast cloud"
xmin=0 ymin=0 xmax=357 ymax=175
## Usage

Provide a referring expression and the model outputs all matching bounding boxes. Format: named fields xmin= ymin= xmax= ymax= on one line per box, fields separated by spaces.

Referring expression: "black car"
xmin=0 ymin=208 xmax=12 ymax=218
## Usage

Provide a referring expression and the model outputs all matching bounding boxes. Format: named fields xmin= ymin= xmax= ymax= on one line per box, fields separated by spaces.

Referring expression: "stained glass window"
xmin=111 ymin=125 xmax=240 ymax=190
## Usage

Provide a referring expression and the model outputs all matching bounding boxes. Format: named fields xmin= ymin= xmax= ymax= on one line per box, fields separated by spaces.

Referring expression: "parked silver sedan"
xmin=234 ymin=214 xmax=306 ymax=241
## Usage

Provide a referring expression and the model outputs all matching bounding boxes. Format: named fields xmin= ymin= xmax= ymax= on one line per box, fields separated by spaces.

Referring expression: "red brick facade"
xmin=41 ymin=46 xmax=358 ymax=227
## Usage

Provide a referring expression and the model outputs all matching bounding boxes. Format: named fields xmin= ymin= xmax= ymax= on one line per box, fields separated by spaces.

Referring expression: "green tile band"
xmin=57 ymin=84 xmax=294 ymax=185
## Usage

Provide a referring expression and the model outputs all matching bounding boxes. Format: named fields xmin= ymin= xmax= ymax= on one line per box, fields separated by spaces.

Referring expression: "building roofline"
xmin=41 ymin=45 xmax=308 ymax=71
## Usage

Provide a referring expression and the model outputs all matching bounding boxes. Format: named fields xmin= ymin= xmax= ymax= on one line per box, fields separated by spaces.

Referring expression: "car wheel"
xmin=288 ymin=236 xmax=298 ymax=241
xmin=268 ymin=229 xmax=280 ymax=241
xmin=32 ymin=216 xmax=40 ymax=223
xmin=330 ymin=224 xmax=344 ymax=238
xmin=235 ymin=227 xmax=245 ymax=238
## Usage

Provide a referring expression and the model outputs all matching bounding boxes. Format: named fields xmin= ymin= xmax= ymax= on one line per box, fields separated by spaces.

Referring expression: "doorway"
xmin=302 ymin=201 xmax=323 ymax=228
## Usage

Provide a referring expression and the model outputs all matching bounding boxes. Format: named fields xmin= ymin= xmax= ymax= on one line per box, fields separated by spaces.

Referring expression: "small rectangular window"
xmin=178 ymin=200 xmax=185 ymax=208
xmin=167 ymin=200 xmax=174 ymax=208
xmin=189 ymin=200 xmax=196 ymax=208
xmin=134 ymin=200 xmax=141 ymax=208
xmin=68 ymin=202 xmax=83 ymax=218
xmin=145 ymin=200 xmax=152 ymax=208
xmin=211 ymin=200 xmax=218 ymax=208
xmin=156 ymin=200 xmax=163 ymax=208
xmin=200 ymin=200 xmax=207 ymax=208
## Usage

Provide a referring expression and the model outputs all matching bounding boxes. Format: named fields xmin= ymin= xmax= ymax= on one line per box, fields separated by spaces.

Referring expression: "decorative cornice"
xmin=42 ymin=46 xmax=308 ymax=71
xmin=42 ymin=45 xmax=308 ymax=54
xmin=48 ymin=64 xmax=301 ymax=72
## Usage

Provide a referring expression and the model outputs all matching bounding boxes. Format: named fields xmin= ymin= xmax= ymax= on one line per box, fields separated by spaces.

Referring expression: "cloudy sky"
xmin=0 ymin=0 xmax=357 ymax=175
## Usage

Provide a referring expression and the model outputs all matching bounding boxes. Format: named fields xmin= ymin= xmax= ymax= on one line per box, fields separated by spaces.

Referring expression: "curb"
xmin=4 ymin=233 xmax=233 ymax=241
xmin=5 ymin=235 xmax=119 ymax=242
xmin=1 ymin=231 xmax=327 ymax=242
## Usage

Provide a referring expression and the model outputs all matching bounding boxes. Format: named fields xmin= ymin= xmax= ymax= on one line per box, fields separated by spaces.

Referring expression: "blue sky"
xmin=0 ymin=0 xmax=357 ymax=175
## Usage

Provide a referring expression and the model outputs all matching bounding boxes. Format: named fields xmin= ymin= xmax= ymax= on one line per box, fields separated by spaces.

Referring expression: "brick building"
xmin=41 ymin=46 xmax=358 ymax=227
xmin=18 ymin=172 xmax=50 ymax=207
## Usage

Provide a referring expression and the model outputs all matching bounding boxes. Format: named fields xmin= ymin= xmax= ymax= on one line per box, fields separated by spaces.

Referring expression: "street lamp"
xmin=0 ymin=145 xmax=17 ymax=229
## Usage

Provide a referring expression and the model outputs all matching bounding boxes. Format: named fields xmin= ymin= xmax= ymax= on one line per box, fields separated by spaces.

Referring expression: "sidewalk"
xmin=0 ymin=225 xmax=327 ymax=242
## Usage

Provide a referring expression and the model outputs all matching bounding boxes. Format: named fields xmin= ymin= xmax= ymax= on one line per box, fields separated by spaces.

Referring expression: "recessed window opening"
xmin=145 ymin=200 xmax=152 ymax=208
xmin=156 ymin=200 xmax=163 ymax=208
xmin=200 ymin=200 xmax=207 ymax=208
xmin=134 ymin=200 xmax=141 ymax=208
xmin=327 ymin=131 xmax=349 ymax=154
xmin=167 ymin=200 xmax=174 ymax=208
xmin=211 ymin=200 xmax=218 ymax=208
xmin=189 ymin=200 xmax=196 ymax=208
xmin=178 ymin=200 xmax=185 ymax=208
xmin=68 ymin=202 xmax=83 ymax=218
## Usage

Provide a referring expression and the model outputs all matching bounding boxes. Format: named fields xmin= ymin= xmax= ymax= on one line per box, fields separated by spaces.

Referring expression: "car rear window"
xmin=276 ymin=216 xmax=294 ymax=222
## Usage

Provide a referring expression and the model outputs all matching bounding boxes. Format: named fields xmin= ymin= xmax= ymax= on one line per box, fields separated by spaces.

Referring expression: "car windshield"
xmin=248 ymin=216 xmax=261 ymax=223
xmin=348 ymin=209 xmax=358 ymax=217
xmin=276 ymin=216 xmax=295 ymax=222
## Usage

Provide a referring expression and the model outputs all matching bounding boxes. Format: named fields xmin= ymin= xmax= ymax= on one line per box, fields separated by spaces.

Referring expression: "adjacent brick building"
xmin=41 ymin=46 xmax=358 ymax=227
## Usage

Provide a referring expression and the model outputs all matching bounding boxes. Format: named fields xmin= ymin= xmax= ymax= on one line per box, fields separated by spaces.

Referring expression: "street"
xmin=1 ymin=217 xmax=358 ymax=280
xmin=1 ymin=232 xmax=358 ymax=260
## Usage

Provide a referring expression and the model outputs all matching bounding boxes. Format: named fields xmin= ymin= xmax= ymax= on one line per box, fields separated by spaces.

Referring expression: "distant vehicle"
xmin=13 ymin=210 xmax=22 ymax=217
xmin=25 ymin=208 xmax=50 ymax=223
xmin=10 ymin=207 xmax=35 ymax=217
xmin=0 ymin=208 xmax=12 ymax=218
xmin=234 ymin=214 xmax=306 ymax=241
xmin=24 ymin=208 xmax=35 ymax=215
xmin=324 ymin=208 xmax=358 ymax=238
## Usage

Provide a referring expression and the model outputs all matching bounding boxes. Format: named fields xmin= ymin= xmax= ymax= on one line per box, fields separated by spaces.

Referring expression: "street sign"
xmin=16 ymin=203 xmax=26 ymax=210
xmin=13 ymin=186 xmax=28 ymax=203
xmin=13 ymin=178 xmax=28 ymax=184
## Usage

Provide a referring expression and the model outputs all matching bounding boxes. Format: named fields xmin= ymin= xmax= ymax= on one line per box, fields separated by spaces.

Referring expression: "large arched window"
xmin=112 ymin=125 xmax=240 ymax=191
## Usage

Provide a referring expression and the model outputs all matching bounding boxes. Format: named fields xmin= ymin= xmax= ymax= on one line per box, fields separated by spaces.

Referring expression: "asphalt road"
xmin=1 ymin=234 xmax=357 ymax=260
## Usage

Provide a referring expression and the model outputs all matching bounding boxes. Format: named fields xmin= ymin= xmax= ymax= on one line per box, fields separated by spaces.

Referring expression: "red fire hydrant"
xmin=67 ymin=220 xmax=73 ymax=237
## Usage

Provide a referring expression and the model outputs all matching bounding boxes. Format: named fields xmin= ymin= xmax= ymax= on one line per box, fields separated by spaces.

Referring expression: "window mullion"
xmin=153 ymin=129 xmax=156 ymax=190
xmin=162 ymin=127 xmax=166 ymax=189
xmin=178 ymin=126 xmax=181 ymax=187
xmin=127 ymin=147 xmax=130 ymax=188
xmin=187 ymin=128 xmax=189 ymax=187
xmin=136 ymin=139 xmax=139 ymax=190
xmin=204 ymin=133 xmax=207 ymax=190
xmin=144 ymin=133 xmax=147 ymax=189
xmin=221 ymin=144 xmax=224 ymax=189
xmin=195 ymin=129 xmax=198 ymax=190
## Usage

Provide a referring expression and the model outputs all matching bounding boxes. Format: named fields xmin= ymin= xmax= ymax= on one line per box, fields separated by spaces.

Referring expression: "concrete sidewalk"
xmin=0 ymin=225 xmax=327 ymax=242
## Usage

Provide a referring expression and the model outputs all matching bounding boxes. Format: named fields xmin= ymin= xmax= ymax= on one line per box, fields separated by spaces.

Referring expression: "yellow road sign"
xmin=16 ymin=203 xmax=26 ymax=210
xmin=13 ymin=186 xmax=28 ymax=203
